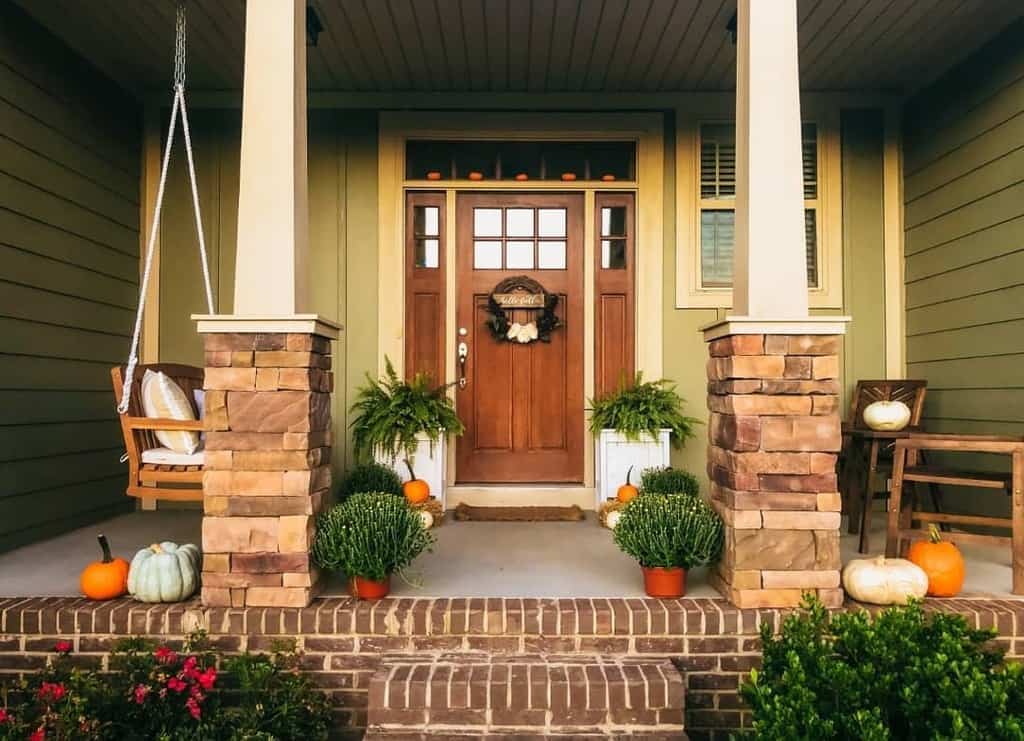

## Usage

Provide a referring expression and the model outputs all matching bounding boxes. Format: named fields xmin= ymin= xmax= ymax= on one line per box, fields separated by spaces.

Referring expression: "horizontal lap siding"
xmin=903 ymin=19 xmax=1024 ymax=515
xmin=0 ymin=4 xmax=140 ymax=550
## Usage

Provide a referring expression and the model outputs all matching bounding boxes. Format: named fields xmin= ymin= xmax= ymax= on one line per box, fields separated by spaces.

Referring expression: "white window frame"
xmin=675 ymin=103 xmax=843 ymax=309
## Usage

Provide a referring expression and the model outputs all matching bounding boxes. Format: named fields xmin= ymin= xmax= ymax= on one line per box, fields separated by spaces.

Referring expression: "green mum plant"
xmin=613 ymin=493 xmax=723 ymax=570
xmin=312 ymin=492 xmax=435 ymax=582
xmin=742 ymin=596 xmax=1024 ymax=740
xmin=588 ymin=373 xmax=701 ymax=447
xmin=350 ymin=357 xmax=464 ymax=462
xmin=337 ymin=461 xmax=404 ymax=502
xmin=639 ymin=466 xmax=700 ymax=498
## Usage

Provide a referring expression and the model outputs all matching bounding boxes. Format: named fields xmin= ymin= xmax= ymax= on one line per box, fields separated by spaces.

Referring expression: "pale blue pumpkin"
xmin=127 ymin=541 xmax=201 ymax=602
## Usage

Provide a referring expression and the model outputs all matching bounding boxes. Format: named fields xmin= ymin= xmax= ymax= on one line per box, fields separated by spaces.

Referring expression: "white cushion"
xmin=140 ymin=370 xmax=200 ymax=454
xmin=141 ymin=447 xmax=205 ymax=466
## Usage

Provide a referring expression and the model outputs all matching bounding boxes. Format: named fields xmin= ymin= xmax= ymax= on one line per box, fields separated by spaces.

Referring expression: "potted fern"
xmin=614 ymin=492 xmax=723 ymax=598
xmin=350 ymin=357 xmax=464 ymax=506
xmin=589 ymin=373 xmax=700 ymax=506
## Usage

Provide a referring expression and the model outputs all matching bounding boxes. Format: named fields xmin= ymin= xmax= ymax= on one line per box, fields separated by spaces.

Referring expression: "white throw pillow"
xmin=140 ymin=370 xmax=200 ymax=454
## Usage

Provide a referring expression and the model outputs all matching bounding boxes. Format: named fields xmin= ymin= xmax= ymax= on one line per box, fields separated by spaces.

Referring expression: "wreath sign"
xmin=485 ymin=276 xmax=561 ymax=344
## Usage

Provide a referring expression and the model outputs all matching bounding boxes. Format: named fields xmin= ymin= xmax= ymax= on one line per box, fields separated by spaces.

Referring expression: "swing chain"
xmin=174 ymin=3 xmax=186 ymax=90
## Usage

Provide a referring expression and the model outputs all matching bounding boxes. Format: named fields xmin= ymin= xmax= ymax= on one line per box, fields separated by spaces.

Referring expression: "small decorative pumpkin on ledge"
xmin=908 ymin=524 xmax=965 ymax=597
xmin=80 ymin=535 xmax=129 ymax=600
xmin=842 ymin=556 xmax=928 ymax=605
xmin=616 ymin=466 xmax=639 ymax=504
xmin=402 ymin=459 xmax=430 ymax=505
xmin=127 ymin=542 xmax=201 ymax=603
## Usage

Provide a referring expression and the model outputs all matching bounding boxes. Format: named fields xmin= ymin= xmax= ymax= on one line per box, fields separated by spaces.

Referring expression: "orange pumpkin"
xmin=402 ymin=459 xmax=430 ymax=505
xmin=616 ymin=466 xmax=639 ymax=504
xmin=80 ymin=535 xmax=129 ymax=600
xmin=907 ymin=524 xmax=965 ymax=597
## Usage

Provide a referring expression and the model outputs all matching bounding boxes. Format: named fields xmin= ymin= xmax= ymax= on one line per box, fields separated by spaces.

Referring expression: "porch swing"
xmin=112 ymin=4 xmax=212 ymax=504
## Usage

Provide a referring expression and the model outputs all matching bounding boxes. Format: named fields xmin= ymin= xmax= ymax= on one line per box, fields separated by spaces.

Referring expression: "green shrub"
xmin=639 ymin=466 xmax=700 ymax=497
xmin=588 ymin=373 xmax=700 ymax=447
xmin=350 ymin=357 xmax=464 ymax=462
xmin=613 ymin=493 xmax=723 ymax=570
xmin=0 ymin=633 xmax=331 ymax=740
xmin=741 ymin=596 xmax=1024 ymax=740
xmin=337 ymin=461 xmax=403 ymax=502
xmin=312 ymin=492 xmax=434 ymax=582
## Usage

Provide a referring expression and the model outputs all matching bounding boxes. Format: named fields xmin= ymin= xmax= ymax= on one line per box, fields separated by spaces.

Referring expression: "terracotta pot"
xmin=642 ymin=566 xmax=687 ymax=598
xmin=351 ymin=575 xmax=391 ymax=599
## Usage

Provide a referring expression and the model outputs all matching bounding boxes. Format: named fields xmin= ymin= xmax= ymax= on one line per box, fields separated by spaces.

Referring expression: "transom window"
xmin=473 ymin=207 xmax=567 ymax=270
xmin=407 ymin=140 xmax=636 ymax=182
xmin=699 ymin=122 xmax=820 ymax=288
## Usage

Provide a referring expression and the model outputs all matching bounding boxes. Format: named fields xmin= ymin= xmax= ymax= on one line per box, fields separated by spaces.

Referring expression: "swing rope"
xmin=118 ymin=3 xmax=214 ymax=414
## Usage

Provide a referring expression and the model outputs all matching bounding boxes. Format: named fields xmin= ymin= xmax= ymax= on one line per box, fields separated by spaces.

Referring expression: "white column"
xmin=233 ymin=0 xmax=309 ymax=316
xmin=732 ymin=0 xmax=808 ymax=319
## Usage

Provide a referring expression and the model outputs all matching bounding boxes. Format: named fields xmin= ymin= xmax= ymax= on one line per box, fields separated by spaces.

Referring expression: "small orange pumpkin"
xmin=907 ymin=524 xmax=965 ymax=597
xmin=80 ymin=535 xmax=129 ymax=600
xmin=402 ymin=459 xmax=430 ymax=505
xmin=560 ymin=172 xmax=577 ymax=181
xmin=468 ymin=171 xmax=484 ymax=181
xmin=616 ymin=465 xmax=639 ymax=504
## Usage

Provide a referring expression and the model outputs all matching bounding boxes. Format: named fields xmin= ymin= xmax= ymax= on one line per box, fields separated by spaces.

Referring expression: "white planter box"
xmin=376 ymin=435 xmax=447 ymax=508
xmin=594 ymin=429 xmax=671 ymax=508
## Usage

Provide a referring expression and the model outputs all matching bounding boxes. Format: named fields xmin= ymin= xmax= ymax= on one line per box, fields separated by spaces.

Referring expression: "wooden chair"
xmin=111 ymin=364 xmax=205 ymax=507
xmin=886 ymin=432 xmax=1024 ymax=594
xmin=840 ymin=380 xmax=928 ymax=553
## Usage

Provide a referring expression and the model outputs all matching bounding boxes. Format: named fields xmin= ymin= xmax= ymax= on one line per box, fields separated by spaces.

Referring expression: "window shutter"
xmin=700 ymin=124 xmax=735 ymax=199
xmin=802 ymin=123 xmax=818 ymax=199
xmin=804 ymin=208 xmax=818 ymax=287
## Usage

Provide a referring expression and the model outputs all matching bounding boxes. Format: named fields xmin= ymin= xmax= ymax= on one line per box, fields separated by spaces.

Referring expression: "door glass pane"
xmin=600 ymin=206 xmax=626 ymax=237
xmin=538 ymin=208 xmax=566 ymax=237
xmin=415 ymin=238 xmax=439 ymax=269
xmin=473 ymin=208 xmax=502 ymax=237
xmin=600 ymin=239 xmax=627 ymax=270
xmin=538 ymin=241 xmax=566 ymax=270
xmin=506 ymin=208 xmax=534 ymax=237
xmin=473 ymin=240 xmax=503 ymax=269
xmin=414 ymin=205 xmax=439 ymax=236
xmin=506 ymin=240 xmax=534 ymax=269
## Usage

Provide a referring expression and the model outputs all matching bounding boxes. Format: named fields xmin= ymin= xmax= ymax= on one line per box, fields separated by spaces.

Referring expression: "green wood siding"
xmin=902 ymin=20 xmax=1024 ymax=515
xmin=0 ymin=4 xmax=140 ymax=551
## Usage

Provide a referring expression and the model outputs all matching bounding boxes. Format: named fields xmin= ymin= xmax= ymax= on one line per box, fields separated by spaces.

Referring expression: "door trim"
xmin=378 ymin=112 xmax=664 ymax=491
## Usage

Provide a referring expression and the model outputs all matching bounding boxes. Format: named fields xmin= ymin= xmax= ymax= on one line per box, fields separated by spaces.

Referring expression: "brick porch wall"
xmin=0 ymin=597 xmax=1020 ymax=740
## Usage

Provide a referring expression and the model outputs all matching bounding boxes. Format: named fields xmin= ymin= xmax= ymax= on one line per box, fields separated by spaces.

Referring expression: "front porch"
xmin=0 ymin=510 xmax=1014 ymax=601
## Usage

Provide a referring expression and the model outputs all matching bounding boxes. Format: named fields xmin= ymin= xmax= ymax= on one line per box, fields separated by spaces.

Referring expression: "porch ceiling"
xmin=15 ymin=0 xmax=1024 ymax=96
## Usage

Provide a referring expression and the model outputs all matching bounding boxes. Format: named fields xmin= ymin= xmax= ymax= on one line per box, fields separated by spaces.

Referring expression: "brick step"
xmin=367 ymin=654 xmax=685 ymax=738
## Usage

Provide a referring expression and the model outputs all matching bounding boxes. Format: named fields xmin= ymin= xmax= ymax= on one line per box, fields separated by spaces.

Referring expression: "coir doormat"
xmin=452 ymin=503 xmax=586 ymax=522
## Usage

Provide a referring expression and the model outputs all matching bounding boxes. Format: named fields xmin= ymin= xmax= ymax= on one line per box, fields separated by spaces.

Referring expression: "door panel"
xmin=456 ymin=192 xmax=584 ymax=483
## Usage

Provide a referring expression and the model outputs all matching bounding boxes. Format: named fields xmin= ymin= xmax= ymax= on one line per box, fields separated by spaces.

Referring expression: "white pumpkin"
xmin=605 ymin=509 xmax=622 ymax=530
xmin=862 ymin=400 xmax=912 ymax=431
xmin=127 ymin=542 xmax=201 ymax=603
xmin=418 ymin=509 xmax=434 ymax=529
xmin=842 ymin=556 xmax=928 ymax=605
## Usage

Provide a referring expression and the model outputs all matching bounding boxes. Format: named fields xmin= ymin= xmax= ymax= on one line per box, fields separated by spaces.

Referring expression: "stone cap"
xmin=192 ymin=314 xmax=342 ymax=340
xmin=701 ymin=315 xmax=850 ymax=342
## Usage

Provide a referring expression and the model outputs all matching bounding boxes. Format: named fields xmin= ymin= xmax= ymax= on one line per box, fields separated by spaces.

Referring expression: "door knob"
xmin=457 ymin=341 xmax=468 ymax=389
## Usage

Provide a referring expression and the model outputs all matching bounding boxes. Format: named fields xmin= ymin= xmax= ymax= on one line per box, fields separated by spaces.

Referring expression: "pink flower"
xmin=30 ymin=728 xmax=45 ymax=741
xmin=166 ymin=676 xmax=187 ymax=693
xmin=154 ymin=646 xmax=177 ymax=665
xmin=185 ymin=696 xmax=202 ymax=720
xmin=53 ymin=641 xmax=72 ymax=654
xmin=197 ymin=667 xmax=217 ymax=690
xmin=0 ymin=708 xmax=10 ymax=724
xmin=37 ymin=682 xmax=66 ymax=704
xmin=182 ymin=655 xmax=199 ymax=679
xmin=132 ymin=684 xmax=150 ymax=705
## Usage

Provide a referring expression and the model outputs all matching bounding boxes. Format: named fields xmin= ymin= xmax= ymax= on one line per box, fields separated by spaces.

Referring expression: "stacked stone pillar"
xmin=706 ymin=333 xmax=843 ymax=609
xmin=200 ymin=331 xmax=333 ymax=608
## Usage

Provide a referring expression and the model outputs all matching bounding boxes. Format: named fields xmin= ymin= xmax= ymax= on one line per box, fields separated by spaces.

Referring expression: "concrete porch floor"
xmin=0 ymin=508 xmax=1015 ymax=599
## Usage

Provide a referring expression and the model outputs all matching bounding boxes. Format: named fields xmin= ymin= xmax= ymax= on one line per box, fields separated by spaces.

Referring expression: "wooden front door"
xmin=455 ymin=193 xmax=584 ymax=483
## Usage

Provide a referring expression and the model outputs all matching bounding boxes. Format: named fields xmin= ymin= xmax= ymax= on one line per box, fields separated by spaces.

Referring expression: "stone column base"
xmin=199 ymin=330 xmax=334 ymax=608
xmin=705 ymin=333 xmax=844 ymax=609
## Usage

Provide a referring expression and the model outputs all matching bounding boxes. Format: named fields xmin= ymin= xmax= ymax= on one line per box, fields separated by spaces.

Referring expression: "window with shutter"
xmin=698 ymin=122 xmax=820 ymax=289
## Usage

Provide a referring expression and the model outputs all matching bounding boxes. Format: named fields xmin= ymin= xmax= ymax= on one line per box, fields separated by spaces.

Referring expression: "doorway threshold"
xmin=447 ymin=485 xmax=594 ymax=510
